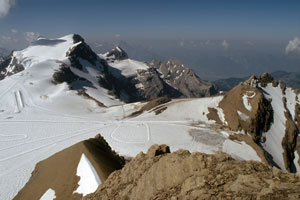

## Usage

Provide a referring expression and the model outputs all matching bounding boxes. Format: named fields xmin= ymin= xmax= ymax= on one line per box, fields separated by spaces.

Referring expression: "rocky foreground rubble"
xmin=86 ymin=144 xmax=300 ymax=200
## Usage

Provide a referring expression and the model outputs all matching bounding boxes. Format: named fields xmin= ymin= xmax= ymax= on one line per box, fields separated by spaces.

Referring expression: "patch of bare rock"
xmin=85 ymin=144 xmax=300 ymax=200
xmin=218 ymin=75 xmax=273 ymax=143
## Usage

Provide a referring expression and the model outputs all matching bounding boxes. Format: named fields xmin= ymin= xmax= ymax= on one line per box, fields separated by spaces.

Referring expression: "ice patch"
xmin=216 ymin=106 xmax=227 ymax=125
xmin=285 ymin=88 xmax=297 ymax=120
xmin=294 ymin=151 xmax=300 ymax=173
xmin=237 ymin=110 xmax=249 ymax=121
xmin=242 ymin=94 xmax=252 ymax=111
xmin=116 ymin=46 xmax=122 ymax=52
xmin=135 ymin=83 xmax=144 ymax=90
xmin=220 ymin=131 xmax=229 ymax=137
xmin=108 ymin=59 xmax=149 ymax=78
xmin=222 ymin=140 xmax=261 ymax=162
xmin=74 ymin=154 xmax=101 ymax=196
xmin=40 ymin=188 xmax=56 ymax=200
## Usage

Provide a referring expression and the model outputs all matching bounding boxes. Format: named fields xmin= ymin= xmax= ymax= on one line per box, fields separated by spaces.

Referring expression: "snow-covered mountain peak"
xmin=0 ymin=34 xmax=107 ymax=79
xmin=2 ymin=34 xmax=82 ymax=77
xmin=0 ymin=34 xmax=124 ymax=108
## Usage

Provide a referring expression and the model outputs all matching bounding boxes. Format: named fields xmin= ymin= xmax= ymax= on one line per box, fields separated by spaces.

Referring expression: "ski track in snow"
xmin=0 ymin=67 xmax=261 ymax=200
xmin=1 ymin=106 xmax=258 ymax=200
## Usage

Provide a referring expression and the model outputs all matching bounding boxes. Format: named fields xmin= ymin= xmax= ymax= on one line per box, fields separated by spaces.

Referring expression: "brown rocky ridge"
xmin=207 ymin=73 xmax=300 ymax=172
xmin=85 ymin=144 xmax=300 ymax=200
xmin=13 ymin=134 xmax=124 ymax=200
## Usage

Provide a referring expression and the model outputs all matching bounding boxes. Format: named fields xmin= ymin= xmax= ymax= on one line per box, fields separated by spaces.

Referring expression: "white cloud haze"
xmin=11 ymin=28 xmax=17 ymax=34
xmin=0 ymin=0 xmax=17 ymax=18
xmin=24 ymin=32 xmax=40 ymax=43
xmin=286 ymin=37 xmax=300 ymax=54
xmin=222 ymin=40 xmax=229 ymax=49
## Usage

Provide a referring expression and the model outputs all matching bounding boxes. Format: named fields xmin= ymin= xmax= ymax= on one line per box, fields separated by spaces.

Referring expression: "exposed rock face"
xmin=130 ymin=97 xmax=171 ymax=117
xmin=66 ymin=34 xmax=106 ymax=72
xmin=281 ymin=89 xmax=299 ymax=172
xmin=0 ymin=54 xmax=24 ymax=80
xmin=149 ymin=58 xmax=218 ymax=97
xmin=220 ymin=73 xmax=300 ymax=173
xmin=52 ymin=63 xmax=86 ymax=86
xmin=131 ymin=67 xmax=182 ymax=100
xmin=104 ymin=46 xmax=128 ymax=61
xmin=0 ymin=56 xmax=12 ymax=79
xmin=85 ymin=144 xmax=300 ymax=200
xmin=101 ymin=48 xmax=217 ymax=102
xmin=103 ymin=66 xmax=181 ymax=103
xmin=257 ymin=72 xmax=279 ymax=87
xmin=13 ymin=134 xmax=125 ymax=200
xmin=218 ymin=77 xmax=273 ymax=142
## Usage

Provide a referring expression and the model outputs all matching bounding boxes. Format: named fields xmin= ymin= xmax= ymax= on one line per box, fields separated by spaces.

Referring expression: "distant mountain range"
xmin=0 ymin=35 xmax=217 ymax=104
xmin=88 ymin=39 xmax=300 ymax=81
xmin=214 ymin=70 xmax=300 ymax=91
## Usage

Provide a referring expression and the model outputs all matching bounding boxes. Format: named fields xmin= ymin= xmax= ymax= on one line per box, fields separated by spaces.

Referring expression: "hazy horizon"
xmin=0 ymin=0 xmax=299 ymax=80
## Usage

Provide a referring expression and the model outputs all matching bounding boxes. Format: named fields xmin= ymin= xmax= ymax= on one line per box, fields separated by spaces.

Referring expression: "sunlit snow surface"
xmin=261 ymin=83 xmax=286 ymax=170
xmin=105 ymin=58 xmax=149 ymax=78
xmin=0 ymin=69 xmax=262 ymax=199
xmin=0 ymin=70 xmax=261 ymax=199
xmin=40 ymin=188 xmax=56 ymax=200
xmin=242 ymin=94 xmax=252 ymax=111
xmin=0 ymin=37 xmax=261 ymax=200
xmin=10 ymin=35 xmax=75 ymax=70
xmin=74 ymin=154 xmax=101 ymax=196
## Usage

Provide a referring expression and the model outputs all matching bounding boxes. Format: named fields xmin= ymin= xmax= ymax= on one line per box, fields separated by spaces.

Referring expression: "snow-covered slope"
xmin=261 ymin=83 xmax=287 ymax=170
xmin=0 ymin=34 xmax=299 ymax=200
xmin=106 ymin=58 xmax=149 ymax=78
xmin=11 ymin=35 xmax=76 ymax=69
xmin=0 ymin=34 xmax=122 ymax=107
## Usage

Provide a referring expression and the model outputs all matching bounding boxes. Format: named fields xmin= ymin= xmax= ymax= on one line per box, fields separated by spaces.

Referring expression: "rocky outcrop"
xmin=0 ymin=55 xmax=24 ymax=80
xmin=281 ymin=90 xmax=299 ymax=172
xmin=217 ymin=73 xmax=300 ymax=172
xmin=85 ymin=144 xmax=300 ymax=200
xmin=131 ymin=67 xmax=182 ymax=100
xmin=149 ymin=58 xmax=218 ymax=97
xmin=218 ymin=76 xmax=273 ymax=142
xmin=213 ymin=71 xmax=300 ymax=92
xmin=101 ymin=48 xmax=218 ymax=102
xmin=104 ymin=46 xmax=128 ymax=61
xmin=221 ymin=73 xmax=300 ymax=172
xmin=67 ymin=34 xmax=105 ymax=72
xmin=13 ymin=134 xmax=125 ymax=200
xmin=130 ymin=97 xmax=171 ymax=117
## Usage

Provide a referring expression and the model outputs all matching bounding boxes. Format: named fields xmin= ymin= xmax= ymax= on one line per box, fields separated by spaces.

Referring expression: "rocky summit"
xmin=85 ymin=144 xmax=300 ymax=200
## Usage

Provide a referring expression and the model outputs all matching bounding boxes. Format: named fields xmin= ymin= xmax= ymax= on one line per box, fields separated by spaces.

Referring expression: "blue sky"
xmin=1 ymin=0 xmax=300 ymax=41
xmin=0 ymin=0 xmax=300 ymax=79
